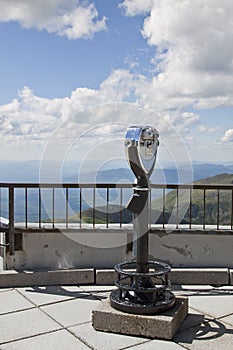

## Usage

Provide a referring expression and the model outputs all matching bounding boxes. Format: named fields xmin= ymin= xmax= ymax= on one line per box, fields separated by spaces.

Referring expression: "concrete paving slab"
xmin=0 ymin=290 xmax=34 ymax=315
xmin=69 ymin=322 xmax=151 ymax=350
xmin=1 ymin=329 xmax=90 ymax=350
xmin=219 ymin=314 xmax=233 ymax=327
xmin=178 ymin=311 xmax=205 ymax=331
xmin=0 ymin=308 xmax=61 ymax=345
xmin=189 ymin=295 xmax=233 ymax=318
xmin=125 ymin=339 xmax=185 ymax=350
xmin=17 ymin=285 xmax=89 ymax=306
xmin=174 ymin=317 xmax=233 ymax=350
xmin=92 ymin=297 xmax=188 ymax=340
xmin=41 ymin=296 xmax=100 ymax=327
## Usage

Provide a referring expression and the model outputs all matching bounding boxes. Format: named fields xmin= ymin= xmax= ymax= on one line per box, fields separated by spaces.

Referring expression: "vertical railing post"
xmin=9 ymin=185 xmax=15 ymax=255
xmin=66 ymin=187 xmax=69 ymax=229
xmin=217 ymin=189 xmax=220 ymax=230
xmin=231 ymin=189 xmax=233 ymax=230
xmin=203 ymin=189 xmax=206 ymax=230
xmin=25 ymin=187 xmax=28 ymax=229
xmin=176 ymin=187 xmax=179 ymax=229
xmin=189 ymin=188 xmax=192 ymax=229
xmin=106 ymin=187 xmax=109 ymax=228
xmin=162 ymin=187 xmax=165 ymax=229
xmin=93 ymin=187 xmax=96 ymax=228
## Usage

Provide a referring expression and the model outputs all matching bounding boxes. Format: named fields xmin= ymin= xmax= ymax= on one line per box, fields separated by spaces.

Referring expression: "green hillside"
xmin=72 ymin=173 xmax=233 ymax=226
xmin=79 ymin=205 xmax=173 ymax=225
xmin=152 ymin=173 xmax=233 ymax=226
xmin=68 ymin=205 xmax=132 ymax=225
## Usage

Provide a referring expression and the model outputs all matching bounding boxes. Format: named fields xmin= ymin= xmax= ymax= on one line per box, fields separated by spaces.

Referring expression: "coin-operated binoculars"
xmin=110 ymin=126 xmax=175 ymax=314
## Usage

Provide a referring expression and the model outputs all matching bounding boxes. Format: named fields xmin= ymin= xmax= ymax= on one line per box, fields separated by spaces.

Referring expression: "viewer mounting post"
xmin=110 ymin=126 xmax=175 ymax=314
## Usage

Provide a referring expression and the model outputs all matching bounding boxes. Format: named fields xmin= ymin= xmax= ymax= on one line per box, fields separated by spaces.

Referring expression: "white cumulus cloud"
xmin=122 ymin=0 xmax=233 ymax=110
xmin=0 ymin=0 xmax=107 ymax=39
xmin=119 ymin=0 xmax=154 ymax=16
xmin=0 ymin=76 xmax=202 ymax=161
xmin=199 ymin=125 xmax=221 ymax=134
xmin=221 ymin=129 xmax=233 ymax=143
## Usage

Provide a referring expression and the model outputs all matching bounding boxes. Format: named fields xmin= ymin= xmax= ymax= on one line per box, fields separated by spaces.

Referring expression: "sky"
xmin=0 ymin=0 xmax=233 ymax=169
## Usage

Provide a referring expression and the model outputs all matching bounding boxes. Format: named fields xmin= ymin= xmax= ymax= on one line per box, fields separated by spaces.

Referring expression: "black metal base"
xmin=110 ymin=289 xmax=175 ymax=315
xmin=110 ymin=260 xmax=176 ymax=315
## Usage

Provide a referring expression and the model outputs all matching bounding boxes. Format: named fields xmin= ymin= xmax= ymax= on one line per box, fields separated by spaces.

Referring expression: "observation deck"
xmin=0 ymin=182 xmax=233 ymax=348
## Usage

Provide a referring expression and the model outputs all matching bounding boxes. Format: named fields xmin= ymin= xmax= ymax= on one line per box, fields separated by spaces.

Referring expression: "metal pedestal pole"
xmin=110 ymin=180 xmax=175 ymax=315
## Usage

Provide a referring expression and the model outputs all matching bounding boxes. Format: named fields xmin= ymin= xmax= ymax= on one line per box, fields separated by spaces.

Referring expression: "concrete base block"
xmin=0 ymin=269 xmax=94 ymax=288
xmin=92 ymin=296 xmax=188 ymax=340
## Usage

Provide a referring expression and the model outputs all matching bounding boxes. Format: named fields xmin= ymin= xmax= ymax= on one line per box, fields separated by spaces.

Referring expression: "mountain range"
xmin=0 ymin=160 xmax=232 ymax=223
xmin=0 ymin=159 xmax=233 ymax=184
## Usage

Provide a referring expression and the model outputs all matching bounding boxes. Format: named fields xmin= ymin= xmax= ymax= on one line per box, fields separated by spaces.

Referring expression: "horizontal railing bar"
xmin=0 ymin=183 xmax=133 ymax=189
xmin=0 ymin=183 xmax=232 ymax=190
xmin=151 ymin=184 xmax=233 ymax=190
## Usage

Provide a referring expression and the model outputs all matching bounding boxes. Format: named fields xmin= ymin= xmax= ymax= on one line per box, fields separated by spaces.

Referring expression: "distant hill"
xmin=194 ymin=173 xmax=233 ymax=185
xmin=79 ymin=204 xmax=184 ymax=225
xmin=75 ymin=205 xmax=132 ymax=224
xmin=152 ymin=173 xmax=233 ymax=226
xmin=67 ymin=163 xmax=233 ymax=184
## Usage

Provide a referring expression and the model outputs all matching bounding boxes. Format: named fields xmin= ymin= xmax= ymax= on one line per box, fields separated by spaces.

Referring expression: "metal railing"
xmin=0 ymin=182 xmax=232 ymax=255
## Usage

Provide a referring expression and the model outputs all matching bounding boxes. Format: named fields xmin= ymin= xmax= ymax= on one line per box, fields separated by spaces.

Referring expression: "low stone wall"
xmin=4 ymin=228 xmax=233 ymax=271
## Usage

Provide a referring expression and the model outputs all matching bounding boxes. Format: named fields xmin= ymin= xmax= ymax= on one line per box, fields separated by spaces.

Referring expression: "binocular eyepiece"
xmin=125 ymin=126 xmax=159 ymax=181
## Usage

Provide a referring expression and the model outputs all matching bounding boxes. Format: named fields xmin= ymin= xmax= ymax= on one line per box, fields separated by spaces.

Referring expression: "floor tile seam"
xmin=78 ymin=287 xmax=111 ymax=300
xmin=0 ymin=305 xmax=36 ymax=317
xmin=188 ymin=306 xmax=223 ymax=319
xmin=36 ymin=304 xmax=72 ymax=329
xmin=28 ymin=294 xmax=90 ymax=307
xmin=67 ymin=323 xmax=95 ymax=350
xmin=217 ymin=313 xmax=233 ymax=324
xmin=117 ymin=339 xmax=154 ymax=350
xmin=0 ymin=328 xmax=64 ymax=346
xmin=13 ymin=290 xmax=75 ymax=331
xmin=38 ymin=304 xmax=95 ymax=332
xmin=15 ymin=288 xmax=41 ymax=308
xmin=174 ymin=313 xmax=217 ymax=340
xmin=66 ymin=320 xmax=94 ymax=329
xmin=187 ymin=308 xmax=233 ymax=327
xmin=16 ymin=288 xmax=94 ymax=308
xmin=175 ymin=343 xmax=191 ymax=350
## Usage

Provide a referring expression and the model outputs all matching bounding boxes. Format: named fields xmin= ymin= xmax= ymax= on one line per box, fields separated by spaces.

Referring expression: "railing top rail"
xmin=0 ymin=182 xmax=233 ymax=190
xmin=150 ymin=183 xmax=233 ymax=190
xmin=0 ymin=183 xmax=133 ymax=189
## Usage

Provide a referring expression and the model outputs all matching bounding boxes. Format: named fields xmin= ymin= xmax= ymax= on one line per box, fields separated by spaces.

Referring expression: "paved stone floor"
xmin=0 ymin=284 xmax=233 ymax=349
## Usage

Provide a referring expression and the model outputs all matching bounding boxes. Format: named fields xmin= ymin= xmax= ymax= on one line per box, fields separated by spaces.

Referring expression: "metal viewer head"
xmin=125 ymin=126 xmax=159 ymax=180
